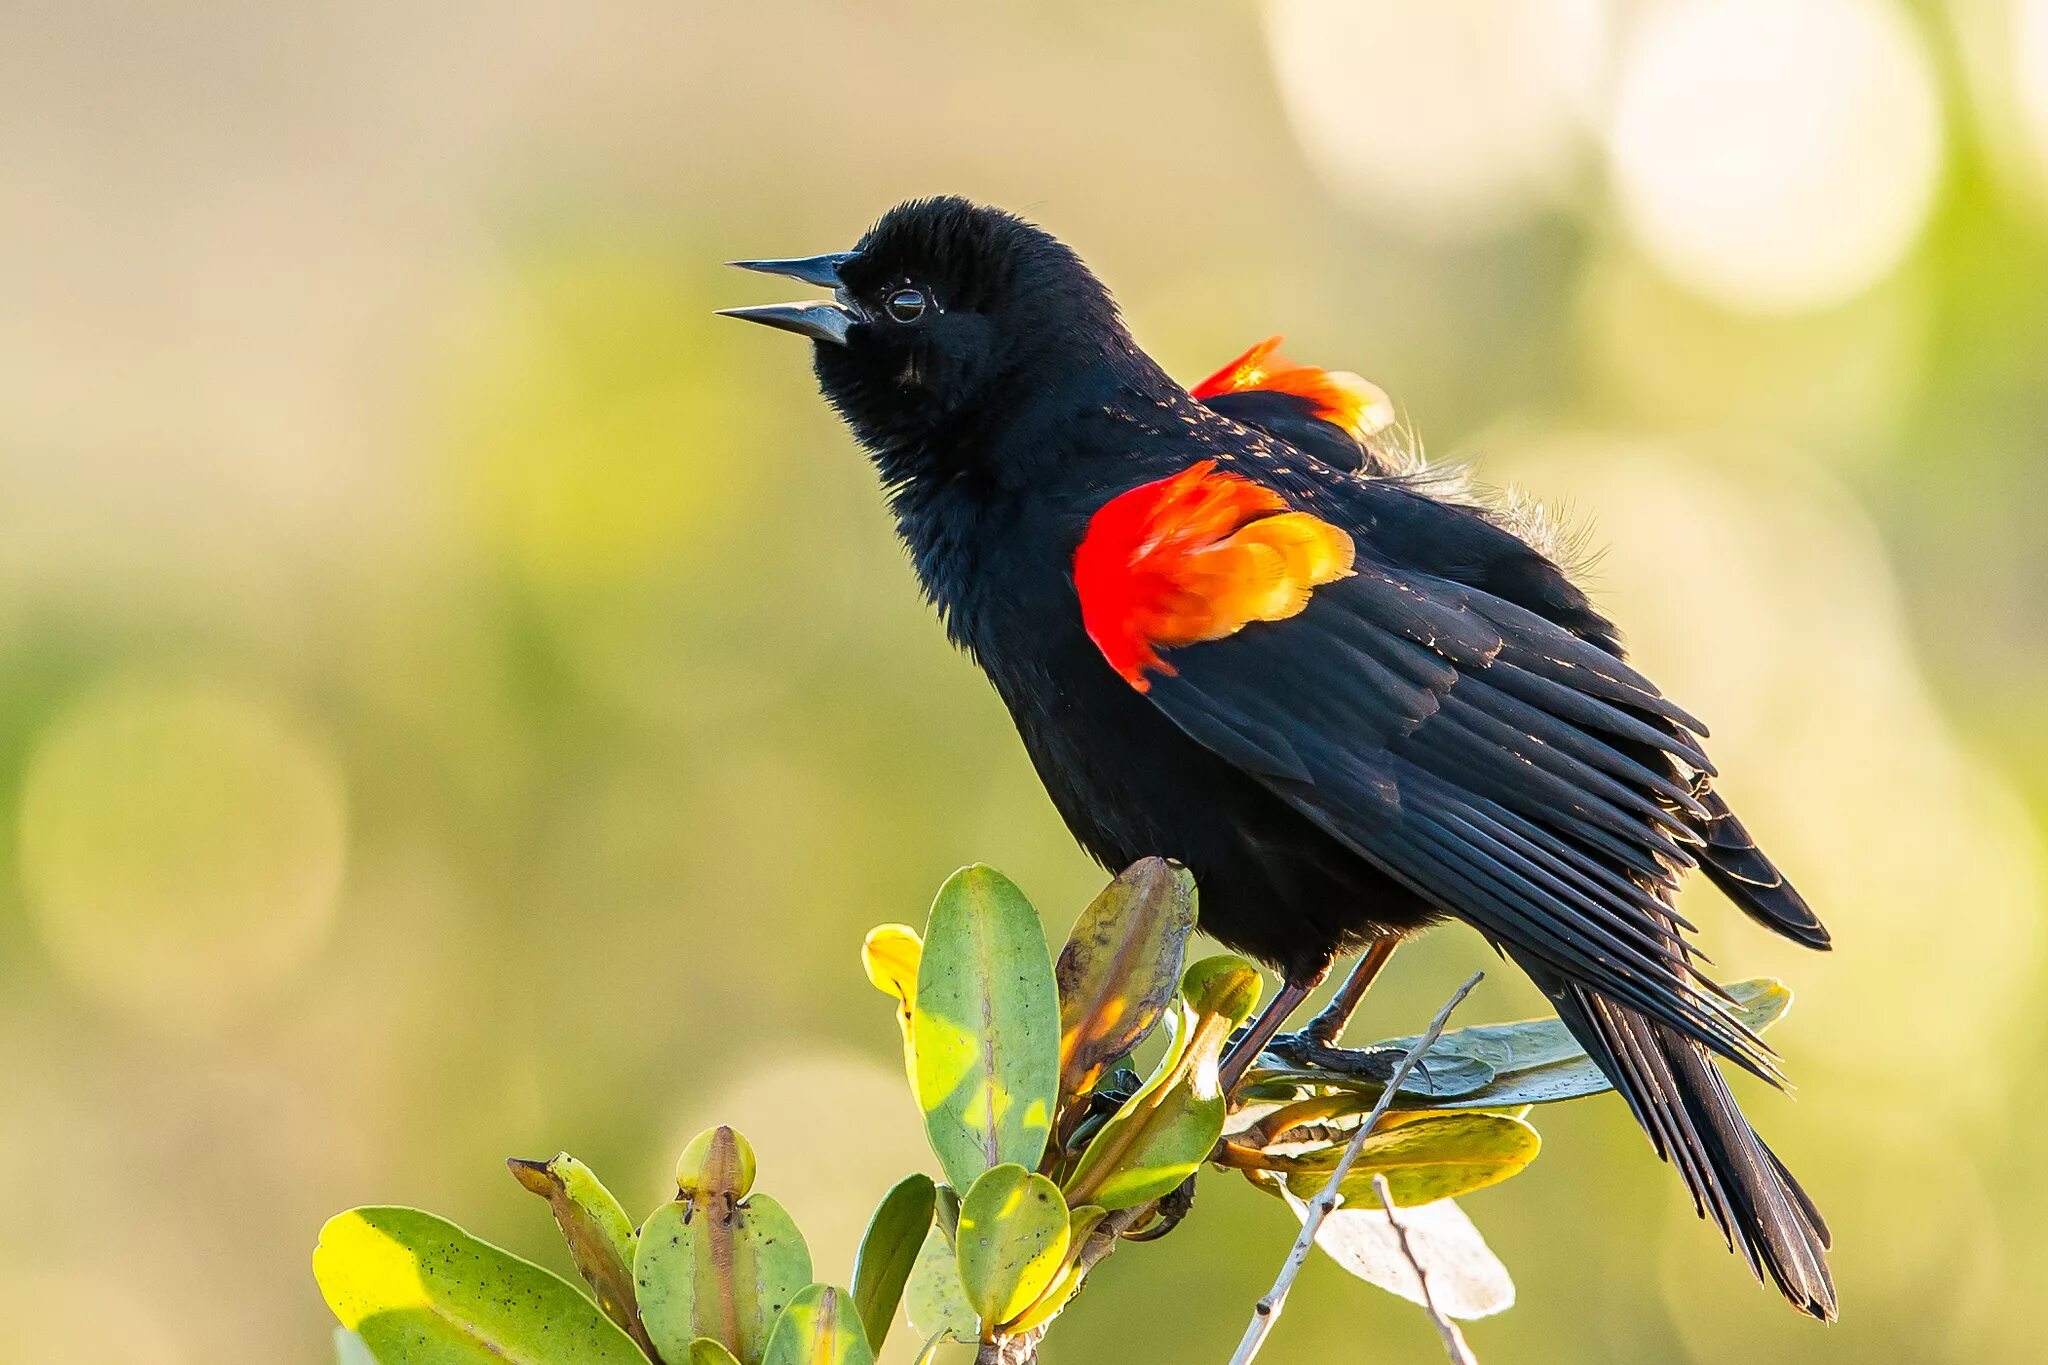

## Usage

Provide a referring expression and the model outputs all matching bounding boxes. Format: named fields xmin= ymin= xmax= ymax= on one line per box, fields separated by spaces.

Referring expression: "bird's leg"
xmin=1218 ymin=969 xmax=1324 ymax=1094
xmin=1298 ymin=936 xmax=1401 ymax=1046
xmin=1264 ymin=937 xmax=1407 ymax=1077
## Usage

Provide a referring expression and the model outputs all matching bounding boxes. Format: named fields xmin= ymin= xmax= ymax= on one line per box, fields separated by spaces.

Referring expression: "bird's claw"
xmin=1260 ymin=1032 xmax=1408 ymax=1082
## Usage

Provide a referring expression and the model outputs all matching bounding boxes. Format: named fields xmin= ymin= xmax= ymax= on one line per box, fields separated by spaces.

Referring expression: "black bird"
xmin=722 ymin=197 xmax=1836 ymax=1318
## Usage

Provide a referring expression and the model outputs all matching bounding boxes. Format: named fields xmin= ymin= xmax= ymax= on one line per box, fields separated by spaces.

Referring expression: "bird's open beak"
xmin=718 ymin=253 xmax=858 ymax=346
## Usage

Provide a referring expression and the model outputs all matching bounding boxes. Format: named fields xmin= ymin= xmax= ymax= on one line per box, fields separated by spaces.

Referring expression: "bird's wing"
xmin=1071 ymin=458 xmax=1777 ymax=1078
xmin=1190 ymin=337 xmax=1392 ymax=473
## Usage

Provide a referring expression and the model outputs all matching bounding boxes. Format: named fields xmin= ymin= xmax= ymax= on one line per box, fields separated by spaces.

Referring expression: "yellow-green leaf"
xmin=760 ymin=1284 xmax=875 ymax=1365
xmin=1054 ymin=858 xmax=1197 ymax=1103
xmin=636 ymin=1193 xmax=812 ymax=1365
xmin=1178 ymin=955 xmax=1263 ymax=1031
xmin=1280 ymin=1112 xmax=1541 ymax=1206
xmin=954 ymin=1165 xmax=1070 ymax=1330
xmin=314 ymin=1206 xmax=646 ymax=1365
xmin=862 ymin=924 xmax=923 ymax=1093
xmin=690 ymin=1341 xmax=745 ymax=1365
xmin=850 ymin=1173 xmax=935 ymax=1353
xmin=999 ymin=1204 xmax=1106 ymax=1335
xmin=506 ymin=1153 xmax=651 ymax=1354
xmin=676 ymin=1126 xmax=757 ymax=1202
xmin=913 ymin=866 xmax=1060 ymax=1190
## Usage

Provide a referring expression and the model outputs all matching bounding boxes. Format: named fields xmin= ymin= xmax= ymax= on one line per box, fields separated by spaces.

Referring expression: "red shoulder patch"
xmin=1074 ymin=461 xmax=1356 ymax=691
xmin=1190 ymin=336 xmax=1393 ymax=440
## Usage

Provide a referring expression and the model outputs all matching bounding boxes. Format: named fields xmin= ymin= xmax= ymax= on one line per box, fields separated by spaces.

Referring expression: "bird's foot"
xmin=1257 ymin=1032 xmax=1496 ymax=1100
xmin=1121 ymin=1174 xmax=1196 ymax=1243
xmin=1259 ymin=1031 xmax=1407 ymax=1082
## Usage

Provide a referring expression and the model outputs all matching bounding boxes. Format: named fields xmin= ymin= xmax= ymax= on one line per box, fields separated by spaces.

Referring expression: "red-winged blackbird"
xmin=723 ymin=197 xmax=1836 ymax=1319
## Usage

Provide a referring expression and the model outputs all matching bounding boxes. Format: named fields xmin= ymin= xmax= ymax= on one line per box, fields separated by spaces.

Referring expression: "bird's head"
xmin=721 ymin=197 xmax=1136 ymax=459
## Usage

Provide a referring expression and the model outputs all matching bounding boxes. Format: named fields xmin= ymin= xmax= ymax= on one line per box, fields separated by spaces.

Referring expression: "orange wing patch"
xmin=1190 ymin=336 xmax=1394 ymax=440
xmin=1074 ymin=461 xmax=1356 ymax=691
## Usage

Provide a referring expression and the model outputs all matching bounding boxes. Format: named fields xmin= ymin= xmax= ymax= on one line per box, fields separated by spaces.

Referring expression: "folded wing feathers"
xmin=1150 ymin=563 xmax=1790 ymax=1082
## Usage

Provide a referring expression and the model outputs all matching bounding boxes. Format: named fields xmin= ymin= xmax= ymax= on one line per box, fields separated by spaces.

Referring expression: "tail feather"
xmin=1692 ymin=789 xmax=1831 ymax=949
xmin=1526 ymin=961 xmax=1838 ymax=1320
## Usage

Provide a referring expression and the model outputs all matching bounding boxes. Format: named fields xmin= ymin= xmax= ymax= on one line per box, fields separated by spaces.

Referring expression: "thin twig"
xmin=1373 ymin=1173 xmax=1479 ymax=1365
xmin=1226 ymin=972 xmax=1483 ymax=1365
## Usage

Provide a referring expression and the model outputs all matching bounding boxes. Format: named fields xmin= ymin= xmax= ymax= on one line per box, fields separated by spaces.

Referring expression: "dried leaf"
xmin=1283 ymin=1190 xmax=1515 ymax=1320
xmin=506 ymin=1152 xmax=652 ymax=1354
xmin=1062 ymin=956 xmax=1258 ymax=1210
xmin=1055 ymin=858 xmax=1197 ymax=1103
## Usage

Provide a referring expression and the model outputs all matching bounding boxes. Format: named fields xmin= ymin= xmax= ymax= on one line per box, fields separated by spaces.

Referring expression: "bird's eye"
xmin=885 ymin=287 xmax=928 ymax=323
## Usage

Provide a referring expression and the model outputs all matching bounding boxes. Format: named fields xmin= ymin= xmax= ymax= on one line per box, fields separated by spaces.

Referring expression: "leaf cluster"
xmin=315 ymin=858 xmax=1796 ymax=1362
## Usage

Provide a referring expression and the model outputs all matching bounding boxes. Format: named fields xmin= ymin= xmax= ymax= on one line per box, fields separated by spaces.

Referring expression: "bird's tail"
xmin=1526 ymin=961 xmax=1838 ymax=1320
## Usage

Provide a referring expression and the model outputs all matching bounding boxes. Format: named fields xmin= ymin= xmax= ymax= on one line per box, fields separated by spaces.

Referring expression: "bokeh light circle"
xmin=2019 ymin=0 xmax=2048 ymax=187
xmin=0 ymin=1273 xmax=191 ymax=1365
xmin=19 ymin=674 xmax=348 ymax=1030
xmin=1491 ymin=434 xmax=2043 ymax=1105
xmin=1606 ymin=0 xmax=1944 ymax=313
xmin=1263 ymin=0 xmax=1609 ymax=236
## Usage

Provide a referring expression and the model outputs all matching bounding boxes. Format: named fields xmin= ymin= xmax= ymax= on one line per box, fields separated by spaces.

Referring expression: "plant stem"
xmin=977 ymin=1331 xmax=1041 ymax=1364
xmin=1226 ymin=972 xmax=1483 ymax=1365
xmin=1371 ymin=1174 xmax=1479 ymax=1365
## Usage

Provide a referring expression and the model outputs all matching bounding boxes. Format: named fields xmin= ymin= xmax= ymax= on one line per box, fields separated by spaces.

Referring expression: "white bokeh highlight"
xmin=2018 ymin=0 xmax=2048 ymax=190
xmin=1264 ymin=0 xmax=1610 ymax=236
xmin=1606 ymin=0 xmax=1944 ymax=313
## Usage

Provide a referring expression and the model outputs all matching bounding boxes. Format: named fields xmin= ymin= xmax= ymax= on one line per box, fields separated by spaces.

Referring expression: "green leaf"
xmin=902 ymin=1227 xmax=978 ymax=1342
xmin=913 ymin=865 xmax=1061 ymax=1190
xmin=637 ymin=1193 xmax=812 ymax=1365
xmin=760 ymin=1284 xmax=875 ymax=1365
xmin=1279 ymin=1111 xmax=1542 ymax=1206
xmin=850 ymin=1173 xmax=936 ymax=1353
xmin=314 ymin=1206 xmax=646 ymax=1365
xmin=1061 ymin=956 xmax=1258 ymax=1210
xmin=1386 ymin=977 xmax=1793 ymax=1110
xmin=690 ymin=1342 xmax=745 ymax=1365
xmin=1054 ymin=858 xmax=1198 ymax=1103
xmin=506 ymin=1153 xmax=652 ymax=1354
xmin=333 ymin=1327 xmax=377 ymax=1365
xmin=954 ymin=1165 xmax=1071 ymax=1330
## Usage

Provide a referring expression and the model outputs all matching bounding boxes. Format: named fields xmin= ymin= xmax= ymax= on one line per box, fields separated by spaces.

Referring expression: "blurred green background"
xmin=3 ymin=0 xmax=2046 ymax=1360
